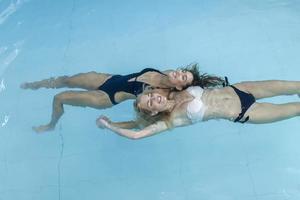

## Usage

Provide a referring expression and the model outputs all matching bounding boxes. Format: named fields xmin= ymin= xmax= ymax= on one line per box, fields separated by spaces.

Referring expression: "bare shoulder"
xmin=169 ymin=103 xmax=192 ymax=127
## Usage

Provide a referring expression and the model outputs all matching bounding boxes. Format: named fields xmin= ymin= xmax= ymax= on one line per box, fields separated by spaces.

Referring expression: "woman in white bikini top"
xmin=97 ymin=78 xmax=300 ymax=140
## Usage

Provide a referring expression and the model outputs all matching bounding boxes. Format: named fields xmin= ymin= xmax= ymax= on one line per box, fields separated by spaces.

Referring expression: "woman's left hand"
xmin=96 ymin=115 xmax=111 ymax=129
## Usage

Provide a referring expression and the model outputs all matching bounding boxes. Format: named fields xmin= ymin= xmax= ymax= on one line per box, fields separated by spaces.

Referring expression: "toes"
xmin=32 ymin=126 xmax=40 ymax=133
xmin=20 ymin=83 xmax=28 ymax=89
xmin=32 ymin=126 xmax=44 ymax=133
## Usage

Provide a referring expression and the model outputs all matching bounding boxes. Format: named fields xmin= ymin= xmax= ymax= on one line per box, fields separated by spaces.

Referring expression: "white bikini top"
xmin=186 ymin=86 xmax=207 ymax=123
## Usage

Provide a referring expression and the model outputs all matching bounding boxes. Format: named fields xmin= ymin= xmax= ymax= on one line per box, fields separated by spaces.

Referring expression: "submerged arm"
xmin=97 ymin=116 xmax=169 ymax=140
xmin=96 ymin=115 xmax=139 ymax=129
xmin=110 ymin=120 xmax=139 ymax=129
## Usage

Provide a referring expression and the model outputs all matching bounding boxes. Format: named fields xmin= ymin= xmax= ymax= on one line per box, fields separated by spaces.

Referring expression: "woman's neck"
xmin=166 ymin=90 xmax=185 ymax=112
xmin=165 ymin=99 xmax=176 ymax=113
xmin=138 ymin=72 xmax=173 ymax=88
xmin=159 ymin=76 xmax=173 ymax=88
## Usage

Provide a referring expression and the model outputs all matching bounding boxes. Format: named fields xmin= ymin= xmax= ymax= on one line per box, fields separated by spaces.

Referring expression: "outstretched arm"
xmin=111 ymin=121 xmax=138 ymax=129
xmin=96 ymin=116 xmax=169 ymax=140
xmin=97 ymin=116 xmax=139 ymax=129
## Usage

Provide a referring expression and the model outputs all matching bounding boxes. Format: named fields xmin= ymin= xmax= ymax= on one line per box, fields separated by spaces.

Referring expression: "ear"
xmin=175 ymin=85 xmax=183 ymax=90
xmin=150 ymin=111 xmax=158 ymax=116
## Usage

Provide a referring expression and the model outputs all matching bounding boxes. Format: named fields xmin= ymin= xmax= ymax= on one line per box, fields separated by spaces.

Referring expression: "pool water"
xmin=1 ymin=0 xmax=300 ymax=199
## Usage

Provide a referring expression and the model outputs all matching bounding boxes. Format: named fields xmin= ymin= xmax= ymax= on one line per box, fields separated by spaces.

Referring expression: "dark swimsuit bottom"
xmin=98 ymin=68 xmax=166 ymax=105
xmin=229 ymin=85 xmax=255 ymax=123
xmin=223 ymin=77 xmax=255 ymax=123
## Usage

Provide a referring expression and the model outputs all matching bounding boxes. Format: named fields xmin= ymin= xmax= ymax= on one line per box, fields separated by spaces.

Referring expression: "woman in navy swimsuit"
xmin=21 ymin=63 xmax=226 ymax=133
xmin=97 ymin=79 xmax=300 ymax=140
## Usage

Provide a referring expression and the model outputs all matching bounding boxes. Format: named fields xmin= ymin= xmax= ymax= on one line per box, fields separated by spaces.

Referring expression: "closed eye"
xmin=147 ymin=93 xmax=154 ymax=107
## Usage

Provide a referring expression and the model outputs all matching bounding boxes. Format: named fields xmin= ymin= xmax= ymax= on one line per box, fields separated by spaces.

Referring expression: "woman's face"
xmin=167 ymin=69 xmax=193 ymax=90
xmin=137 ymin=92 xmax=168 ymax=115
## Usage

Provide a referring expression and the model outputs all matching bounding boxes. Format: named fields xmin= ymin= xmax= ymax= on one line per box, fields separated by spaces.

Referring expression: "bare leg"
xmin=33 ymin=90 xmax=113 ymax=133
xmin=246 ymin=102 xmax=300 ymax=124
xmin=233 ymin=80 xmax=300 ymax=99
xmin=21 ymin=71 xmax=112 ymax=90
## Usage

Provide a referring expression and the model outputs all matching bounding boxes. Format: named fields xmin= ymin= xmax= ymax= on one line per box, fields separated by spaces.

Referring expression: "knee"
xmin=52 ymin=94 xmax=65 ymax=112
xmin=53 ymin=94 xmax=62 ymax=104
xmin=53 ymin=92 xmax=69 ymax=103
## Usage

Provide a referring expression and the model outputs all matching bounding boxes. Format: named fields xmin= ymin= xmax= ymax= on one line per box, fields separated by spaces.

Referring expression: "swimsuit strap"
xmin=134 ymin=68 xmax=169 ymax=90
xmin=134 ymin=68 xmax=167 ymax=81
xmin=222 ymin=76 xmax=229 ymax=87
xmin=142 ymin=68 xmax=167 ymax=76
xmin=234 ymin=113 xmax=249 ymax=123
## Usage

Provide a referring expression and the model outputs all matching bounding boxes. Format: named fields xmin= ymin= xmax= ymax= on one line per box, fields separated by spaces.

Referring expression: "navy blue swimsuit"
xmin=98 ymin=68 xmax=166 ymax=105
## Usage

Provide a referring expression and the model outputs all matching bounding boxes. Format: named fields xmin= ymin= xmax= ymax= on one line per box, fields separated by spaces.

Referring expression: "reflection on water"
xmin=0 ymin=78 xmax=5 ymax=92
xmin=0 ymin=0 xmax=29 ymax=25
xmin=1 ymin=114 xmax=9 ymax=127
xmin=0 ymin=78 xmax=9 ymax=127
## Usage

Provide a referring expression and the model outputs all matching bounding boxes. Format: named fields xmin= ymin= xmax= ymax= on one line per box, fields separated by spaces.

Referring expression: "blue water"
xmin=1 ymin=0 xmax=300 ymax=199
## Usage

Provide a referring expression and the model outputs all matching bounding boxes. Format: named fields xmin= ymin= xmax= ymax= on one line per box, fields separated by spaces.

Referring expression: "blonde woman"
xmin=97 ymin=80 xmax=300 ymax=139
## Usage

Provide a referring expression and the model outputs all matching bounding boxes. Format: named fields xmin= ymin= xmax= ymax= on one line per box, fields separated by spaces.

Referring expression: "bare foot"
xmin=20 ymin=82 xmax=39 ymax=90
xmin=33 ymin=124 xmax=54 ymax=133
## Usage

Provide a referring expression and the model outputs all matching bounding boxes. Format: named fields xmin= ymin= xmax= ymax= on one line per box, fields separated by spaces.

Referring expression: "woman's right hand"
xmin=96 ymin=115 xmax=111 ymax=129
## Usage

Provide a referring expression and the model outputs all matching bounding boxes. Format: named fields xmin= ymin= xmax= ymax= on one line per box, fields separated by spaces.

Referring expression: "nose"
xmin=150 ymin=96 xmax=156 ymax=103
xmin=151 ymin=95 xmax=161 ymax=104
xmin=176 ymin=71 xmax=183 ymax=78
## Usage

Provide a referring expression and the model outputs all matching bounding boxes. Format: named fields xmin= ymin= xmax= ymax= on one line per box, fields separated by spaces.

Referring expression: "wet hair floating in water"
xmin=181 ymin=63 xmax=227 ymax=89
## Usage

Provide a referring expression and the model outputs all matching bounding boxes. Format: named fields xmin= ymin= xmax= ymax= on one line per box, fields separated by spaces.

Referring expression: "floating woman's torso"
xmin=99 ymin=68 xmax=167 ymax=104
xmin=198 ymin=86 xmax=242 ymax=121
xmin=170 ymin=86 xmax=242 ymax=123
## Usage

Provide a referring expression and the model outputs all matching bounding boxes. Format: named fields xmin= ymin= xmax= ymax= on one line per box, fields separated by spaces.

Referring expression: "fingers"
xmin=96 ymin=118 xmax=103 ymax=128
xmin=96 ymin=117 xmax=109 ymax=129
xmin=101 ymin=115 xmax=111 ymax=122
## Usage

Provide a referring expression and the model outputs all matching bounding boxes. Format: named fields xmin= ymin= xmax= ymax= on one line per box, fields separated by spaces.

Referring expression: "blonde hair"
xmin=134 ymin=90 xmax=174 ymax=129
